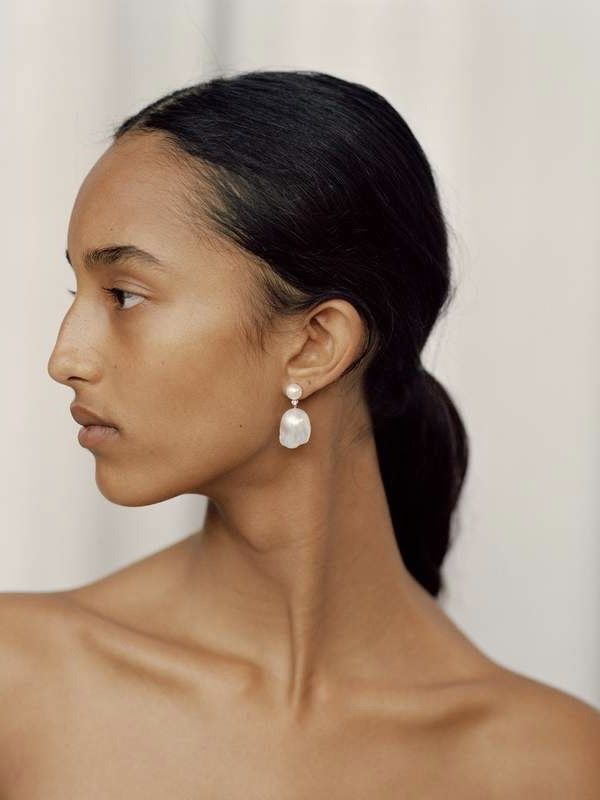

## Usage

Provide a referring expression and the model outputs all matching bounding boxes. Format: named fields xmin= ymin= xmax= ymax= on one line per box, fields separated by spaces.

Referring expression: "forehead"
xmin=66 ymin=132 xmax=261 ymax=307
xmin=67 ymin=132 xmax=212 ymax=261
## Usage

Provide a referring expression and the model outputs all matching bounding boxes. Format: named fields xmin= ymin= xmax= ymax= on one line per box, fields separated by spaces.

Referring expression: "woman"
xmin=2 ymin=70 xmax=598 ymax=797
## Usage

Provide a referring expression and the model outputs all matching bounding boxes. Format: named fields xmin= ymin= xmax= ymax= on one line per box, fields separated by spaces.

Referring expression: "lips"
xmin=70 ymin=403 xmax=118 ymax=429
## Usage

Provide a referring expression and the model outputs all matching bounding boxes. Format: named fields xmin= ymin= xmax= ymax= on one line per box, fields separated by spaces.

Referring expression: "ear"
xmin=282 ymin=299 xmax=367 ymax=398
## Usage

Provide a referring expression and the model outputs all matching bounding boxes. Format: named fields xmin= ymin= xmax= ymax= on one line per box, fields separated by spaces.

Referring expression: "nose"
xmin=47 ymin=307 xmax=102 ymax=387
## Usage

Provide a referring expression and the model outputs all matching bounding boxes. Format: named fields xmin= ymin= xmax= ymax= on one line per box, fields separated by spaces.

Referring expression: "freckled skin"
xmin=2 ymin=131 xmax=596 ymax=798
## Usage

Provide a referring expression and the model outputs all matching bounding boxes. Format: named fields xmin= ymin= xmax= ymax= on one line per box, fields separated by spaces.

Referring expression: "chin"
xmin=93 ymin=467 xmax=181 ymax=507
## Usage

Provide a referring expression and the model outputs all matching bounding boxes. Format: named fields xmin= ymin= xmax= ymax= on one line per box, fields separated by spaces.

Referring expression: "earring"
xmin=279 ymin=382 xmax=311 ymax=448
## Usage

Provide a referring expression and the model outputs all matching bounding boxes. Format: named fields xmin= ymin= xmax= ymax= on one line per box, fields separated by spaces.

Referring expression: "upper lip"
xmin=70 ymin=403 xmax=117 ymax=428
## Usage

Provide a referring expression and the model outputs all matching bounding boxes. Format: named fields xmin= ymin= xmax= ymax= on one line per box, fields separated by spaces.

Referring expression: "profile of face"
xmin=47 ymin=132 xmax=310 ymax=507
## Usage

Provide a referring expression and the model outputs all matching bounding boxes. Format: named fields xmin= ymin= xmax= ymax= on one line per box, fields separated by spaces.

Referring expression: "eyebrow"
xmin=64 ymin=244 xmax=167 ymax=272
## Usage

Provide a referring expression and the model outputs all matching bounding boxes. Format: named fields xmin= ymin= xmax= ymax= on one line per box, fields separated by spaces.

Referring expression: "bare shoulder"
xmin=471 ymin=665 xmax=600 ymax=799
xmin=0 ymin=592 xmax=78 ymax=778
xmin=0 ymin=590 xmax=74 ymax=676
xmin=0 ymin=589 xmax=76 ymax=695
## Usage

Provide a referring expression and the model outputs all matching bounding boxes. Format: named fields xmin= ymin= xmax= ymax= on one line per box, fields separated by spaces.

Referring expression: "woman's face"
xmin=48 ymin=132 xmax=285 ymax=506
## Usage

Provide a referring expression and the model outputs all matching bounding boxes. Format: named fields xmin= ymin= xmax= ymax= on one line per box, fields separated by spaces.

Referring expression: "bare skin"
xmin=1 ymin=131 xmax=598 ymax=797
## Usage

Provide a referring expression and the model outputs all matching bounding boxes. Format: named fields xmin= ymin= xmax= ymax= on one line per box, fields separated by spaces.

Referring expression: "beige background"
xmin=2 ymin=0 xmax=598 ymax=708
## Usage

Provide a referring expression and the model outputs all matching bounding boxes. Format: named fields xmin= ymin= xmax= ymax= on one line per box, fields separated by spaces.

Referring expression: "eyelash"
xmin=66 ymin=287 xmax=141 ymax=312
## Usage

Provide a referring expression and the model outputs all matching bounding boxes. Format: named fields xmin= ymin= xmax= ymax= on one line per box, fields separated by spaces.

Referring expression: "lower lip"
xmin=78 ymin=425 xmax=119 ymax=447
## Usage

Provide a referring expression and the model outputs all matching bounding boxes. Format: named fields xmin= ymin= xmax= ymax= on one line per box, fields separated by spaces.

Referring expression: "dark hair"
xmin=112 ymin=69 xmax=469 ymax=599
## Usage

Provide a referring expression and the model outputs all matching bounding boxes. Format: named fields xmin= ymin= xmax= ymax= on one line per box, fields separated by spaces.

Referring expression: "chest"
xmin=5 ymin=689 xmax=485 ymax=799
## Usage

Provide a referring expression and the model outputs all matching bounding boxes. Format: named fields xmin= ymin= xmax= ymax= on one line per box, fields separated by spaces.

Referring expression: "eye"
xmin=102 ymin=287 xmax=145 ymax=311
xmin=66 ymin=288 xmax=144 ymax=312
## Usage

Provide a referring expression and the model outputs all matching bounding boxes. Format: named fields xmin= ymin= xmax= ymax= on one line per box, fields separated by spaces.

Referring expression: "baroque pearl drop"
xmin=279 ymin=408 xmax=311 ymax=448
xmin=279 ymin=382 xmax=311 ymax=448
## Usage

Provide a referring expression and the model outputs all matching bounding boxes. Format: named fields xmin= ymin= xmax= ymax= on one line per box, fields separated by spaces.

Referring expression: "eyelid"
xmin=65 ymin=287 xmax=145 ymax=312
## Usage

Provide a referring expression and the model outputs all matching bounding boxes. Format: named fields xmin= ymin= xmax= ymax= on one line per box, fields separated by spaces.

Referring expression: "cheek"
xmin=144 ymin=359 xmax=279 ymax=494
xmin=130 ymin=308 xmax=278 ymax=461
xmin=90 ymin=304 xmax=283 ymax=505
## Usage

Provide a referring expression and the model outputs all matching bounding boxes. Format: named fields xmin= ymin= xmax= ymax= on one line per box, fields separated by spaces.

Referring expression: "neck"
xmin=174 ymin=429 xmax=457 ymax=717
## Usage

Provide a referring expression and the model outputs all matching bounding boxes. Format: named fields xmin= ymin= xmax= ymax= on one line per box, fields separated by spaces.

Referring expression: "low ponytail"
xmin=370 ymin=367 xmax=469 ymax=598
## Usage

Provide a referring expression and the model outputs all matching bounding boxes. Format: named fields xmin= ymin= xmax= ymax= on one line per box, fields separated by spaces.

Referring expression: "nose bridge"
xmin=47 ymin=302 xmax=103 ymax=385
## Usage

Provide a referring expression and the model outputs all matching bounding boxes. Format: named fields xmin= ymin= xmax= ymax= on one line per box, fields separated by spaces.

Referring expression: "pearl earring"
xmin=279 ymin=382 xmax=311 ymax=448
